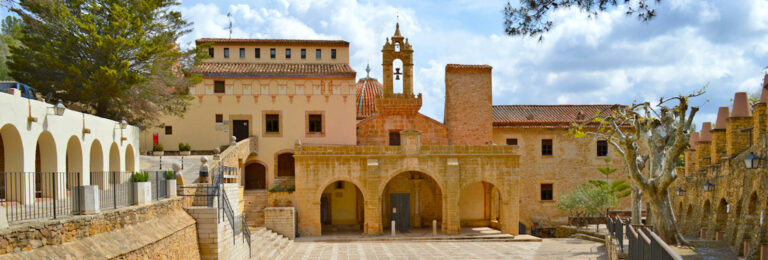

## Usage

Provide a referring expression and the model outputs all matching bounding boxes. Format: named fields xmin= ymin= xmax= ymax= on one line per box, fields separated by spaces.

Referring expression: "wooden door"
xmin=390 ymin=193 xmax=410 ymax=232
xmin=232 ymin=120 xmax=249 ymax=142
xmin=244 ymin=163 xmax=266 ymax=189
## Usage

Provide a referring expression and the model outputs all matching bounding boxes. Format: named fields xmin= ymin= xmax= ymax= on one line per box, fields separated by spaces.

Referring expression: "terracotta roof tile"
xmin=492 ymin=104 xmax=620 ymax=128
xmin=196 ymin=38 xmax=349 ymax=47
xmin=193 ymin=62 xmax=356 ymax=78
xmin=355 ymin=77 xmax=383 ymax=120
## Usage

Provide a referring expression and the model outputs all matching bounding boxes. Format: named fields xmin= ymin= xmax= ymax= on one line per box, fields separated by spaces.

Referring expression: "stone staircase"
xmin=243 ymin=190 xmax=268 ymax=228
xmin=249 ymin=227 xmax=294 ymax=260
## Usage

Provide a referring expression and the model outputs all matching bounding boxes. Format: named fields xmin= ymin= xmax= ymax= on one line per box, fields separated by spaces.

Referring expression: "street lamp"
xmin=703 ymin=181 xmax=715 ymax=192
xmin=676 ymin=188 xmax=686 ymax=196
xmin=744 ymin=152 xmax=761 ymax=169
xmin=119 ymin=119 xmax=128 ymax=130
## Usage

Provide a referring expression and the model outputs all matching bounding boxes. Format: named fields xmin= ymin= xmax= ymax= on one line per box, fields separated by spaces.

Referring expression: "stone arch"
xmin=0 ymin=124 xmax=23 ymax=172
xmin=244 ymin=161 xmax=267 ymax=190
xmin=715 ymin=198 xmax=729 ymax=237
xmin=125 ymin=144 xmax=135 ymax=173
xmin=686 ymin=204 xmax=694 ymax=235
xmin=380 ymin=171 xmax=443 ymax=233
xmin=109 ymin=142 xmax=120 ymax=172
xmin=275 ymin=150 xmax=295 ymax=177
xmin=65 ymin=136 xmax=83 ymax=189
xmin=319 ymin=180 xmax=365 ymax=235
xmin=378 ymin=167 xmax=445 ymax=196
xmin=459 ymin=181 xmax=503 ymax=231
xmin=701 ymin=200 xmax=711 ymax=235
xmin=314 ymin=177 xmax=367 ymax=202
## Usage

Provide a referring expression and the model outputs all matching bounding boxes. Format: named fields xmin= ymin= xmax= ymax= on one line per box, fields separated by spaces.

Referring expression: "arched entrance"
xmin=381 ymin=171 xmax=442 ymax=233
xmin=0 ymin=124 xmax=23 ymax=202
xmin=714 ymin=198 xmax=728 ymax=239
xmin=701 ymin=200 xmax=711 ymax=236
xmin=89 ymin=140 xmax=107 ymax=189
xmin=35 ymin=131 xmax=57 ymax=199
xmin=320 ymin=180 xmax=364 ymax=235
xmin=125 ymin=144 xmax=135 ymax=173
xmin=109 ymin=143 xmax=120 ymax=172
xmin=459 ymin=181 xmax=503 ymax=233
xmin=244 ymin=162 xmax=266 ymax=190
xmin=65 ymin=136 xmax=83 ymax=189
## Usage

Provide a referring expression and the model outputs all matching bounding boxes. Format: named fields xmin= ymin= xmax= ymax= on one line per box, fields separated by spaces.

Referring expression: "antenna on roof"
xmin=226 ymin=12 xmax=233 ymax=39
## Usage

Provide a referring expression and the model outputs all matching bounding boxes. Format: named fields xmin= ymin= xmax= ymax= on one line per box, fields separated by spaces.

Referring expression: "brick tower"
xmin=444 ymin=64 xmax=493 ymax=145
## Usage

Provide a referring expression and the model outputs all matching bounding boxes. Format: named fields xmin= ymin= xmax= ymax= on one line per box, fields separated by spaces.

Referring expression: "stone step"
xmin=571 ymin=233 xmax=606 ymax=243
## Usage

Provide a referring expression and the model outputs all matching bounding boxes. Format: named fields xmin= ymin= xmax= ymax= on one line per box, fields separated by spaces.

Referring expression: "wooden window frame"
xmin=223 ymin=48 xmax=229 ymax=58
xmin=164 ymin=126 xmax=172 ymax=135
xmin=389 ymin=130 xmax=401 ymax=146
xmin=285 ymin=48 xmax=291 ymax=59
xmin=597 ymin=140 xmax=608 ymax=157
xmin=239 ymin=48 xmax=245 ymax=58
xmin=541 ymin=139 xmax=553 ymax=156
xmin=262 ymin=111 xmax=282 ymax=137
xmin=270 ymin=48 xmax=276 ymax=59
xmin=506 ymin=138 xmax=518 ymax=145
xmin=301 ymin=48 xmax=306 ymax=59
xmin=255 ymin=48 xmax=260 ymax=59
xmin=208 ymin=48 xmax=214 ymax=58
xmin=215 ymin=114 xmax=223 ymax=123
xmin=305 ymin=111 xmax=325 ymax=137
xmin=540 ymin=183 xmax=554 ymax=201
xmin=331 ymin=49 xmax=337 ymax=59
xmin=214 ymin=81 xmax=225 ymax=94
xmin=316 ymin=49 xmax=321 ymax=59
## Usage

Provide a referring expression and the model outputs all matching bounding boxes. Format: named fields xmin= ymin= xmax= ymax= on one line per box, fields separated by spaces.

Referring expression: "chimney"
xmin=696 ymin=122 xmax=712 ymax=171
xmin=710 ymin=107 xmax=728 ymax=163
xmin=727 ymin=92 xmax=753 ymax=157
xmin=755 ymin=84 xmax=768 ymax=142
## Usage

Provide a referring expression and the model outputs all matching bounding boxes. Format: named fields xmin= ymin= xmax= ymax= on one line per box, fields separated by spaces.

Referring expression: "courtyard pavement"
xmin=283 ymin=238 xmax=608 ymax=259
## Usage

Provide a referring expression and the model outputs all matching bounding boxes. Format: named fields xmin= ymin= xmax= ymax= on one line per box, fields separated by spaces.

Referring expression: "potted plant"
xmin=272 ymin=199 xmax=278 ymax=207
xmin=152 ymin=144 xmax=164 ymax=156
xmin=132 ymin=172 xmax=151 ymax=205
xmin=286 ymin=199 xmax=292 ymax=207
xmin=178 ymin=143 xmax=191 ymax=156
xmin=165 ymin=171 xmax=177 ymax=198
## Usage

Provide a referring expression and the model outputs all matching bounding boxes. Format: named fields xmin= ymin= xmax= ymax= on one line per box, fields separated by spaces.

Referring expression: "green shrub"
xmin=178 ymin=143 xmax=191 ymax=152
xmin=152 ymin=143 xmax=164 ymax=151
xmin=165 ymin=171 xmax=175 ymax=180
xmin=268 ymin=185 xmax=296 ymax=193
xmin=132 ymin=172 xmax=149 ymax=182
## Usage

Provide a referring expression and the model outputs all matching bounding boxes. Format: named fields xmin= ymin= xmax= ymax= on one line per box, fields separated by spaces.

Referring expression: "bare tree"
xmin=571 ymin=89 xmax=703 ymax=245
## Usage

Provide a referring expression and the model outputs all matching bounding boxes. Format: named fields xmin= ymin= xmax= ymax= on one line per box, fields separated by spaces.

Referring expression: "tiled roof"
xmin=193 ymin=62 xmax=356 ymax=78
xmin=492 ymin=104 xmax=620 ymax=128
xmin=196 ymin=38 xmax=349 ymax=47
xmin=445 ymin=64 xmax=492 ymax=70
xmin=355 ymin=77 xmax=383 ymax=120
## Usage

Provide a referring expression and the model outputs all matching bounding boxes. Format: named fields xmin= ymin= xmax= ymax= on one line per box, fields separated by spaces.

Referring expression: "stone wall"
xmin=265 ymin=207 xmax=296 ymax=239
xmin=673 ymin=91 xmax=767 ymax=259
xmin=0 ymin=198 xmax=200 ymax=259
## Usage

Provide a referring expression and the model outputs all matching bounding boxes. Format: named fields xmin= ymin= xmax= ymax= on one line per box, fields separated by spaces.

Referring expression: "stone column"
xmin=500 ymin=173 xmax=520 ymax=235
xmin=727 ymin=92 xmax=753 ymax=157
xmin=443 ymin=158 xmax=460 ymax=235
xmin=364 ymin=159 xmax=382 ymax=235
xmin=412 ymin=179 xmax=422 ymax=228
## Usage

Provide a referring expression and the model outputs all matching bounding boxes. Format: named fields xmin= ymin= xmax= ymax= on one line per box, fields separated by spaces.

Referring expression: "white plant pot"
xmin=153 ymin=151 xmax=164 ymax=156
xmin=134 ymin=182 xmax=152 ymax=205
xmin=180 ymin=151 xmax=191 ymax=156
xmin=167 ymin=179 xmax=177 ymax=198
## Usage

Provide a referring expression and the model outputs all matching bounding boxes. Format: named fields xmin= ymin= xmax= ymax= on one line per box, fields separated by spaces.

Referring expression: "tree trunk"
xmin=647 ymin=190 xmax=688 ymax=245
xmin=631 ymin=185 xmax=642 ymax=225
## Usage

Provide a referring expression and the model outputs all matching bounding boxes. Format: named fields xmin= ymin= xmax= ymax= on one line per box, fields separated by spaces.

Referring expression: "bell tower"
xmin=382 ymin=23 xmax=414 ymax=97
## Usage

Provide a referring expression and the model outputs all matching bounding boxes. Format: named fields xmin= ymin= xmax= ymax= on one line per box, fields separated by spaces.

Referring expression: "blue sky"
xmin=11 ymin=0 xmax=768 ymax=126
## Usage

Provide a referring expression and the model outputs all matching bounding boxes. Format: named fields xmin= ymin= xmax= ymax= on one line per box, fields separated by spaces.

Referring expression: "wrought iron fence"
xmin=608 ymin=216 xmax=683 ymax=260
xmin=242 ymin=213 xmax=251 ymax=257
xmin=91 ymin=171 xmax=135 ymax=209
xmin=148 ymin=171 xmax=171 ymax=201
xmin=0 ymin=172 xmax=82 ymax=223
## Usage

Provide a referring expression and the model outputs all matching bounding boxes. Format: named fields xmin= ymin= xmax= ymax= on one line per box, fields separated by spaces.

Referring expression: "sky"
xmin=14 ymin=0 xmax=768 ymax=126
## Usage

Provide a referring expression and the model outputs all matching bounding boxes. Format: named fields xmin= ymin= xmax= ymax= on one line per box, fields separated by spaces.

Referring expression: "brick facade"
xmin=444 ymin=65 xmax=493 ymax=145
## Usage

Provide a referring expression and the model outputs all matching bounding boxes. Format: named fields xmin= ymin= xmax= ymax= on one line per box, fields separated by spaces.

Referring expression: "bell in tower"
xmin=381 ymin=22 xmax=414 ymax=97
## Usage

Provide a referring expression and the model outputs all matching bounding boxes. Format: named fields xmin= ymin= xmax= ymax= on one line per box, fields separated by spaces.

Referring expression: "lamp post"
xmin=676 ymin=188 xmax=686 ymax=196
xmin=744 ymin=152 xmax=761 ymax=169
xmin=703 ymin=181 xmax=715 ymax=192
xmin=54 ymin=100 xmax=66 ymax=116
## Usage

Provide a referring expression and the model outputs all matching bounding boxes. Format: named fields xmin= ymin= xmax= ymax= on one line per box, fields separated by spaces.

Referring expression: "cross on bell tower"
xmin=381 ymin=22 xmax=413 ymax=97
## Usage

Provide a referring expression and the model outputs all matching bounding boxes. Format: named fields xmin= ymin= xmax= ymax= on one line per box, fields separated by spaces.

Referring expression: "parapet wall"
xmin=0 ymin=198 xmax=200 ymax=259
xmin=673 ymin=85 xmax=768 ymax=258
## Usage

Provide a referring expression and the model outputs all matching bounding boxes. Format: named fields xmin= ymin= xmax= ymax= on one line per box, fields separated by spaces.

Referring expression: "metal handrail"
xmin=242 ymin=213 xmax=251 ymax=257
xmin=220 ymin=187 xmax=236 ymax=244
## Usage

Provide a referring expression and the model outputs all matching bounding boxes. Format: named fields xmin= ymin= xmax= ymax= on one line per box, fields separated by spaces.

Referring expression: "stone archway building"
xmin=295 ymin=130 xmax=520 ymax=236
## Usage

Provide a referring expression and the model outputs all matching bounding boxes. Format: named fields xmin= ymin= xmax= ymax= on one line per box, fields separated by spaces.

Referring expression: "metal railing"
xmin=91 ymin=171 xmax=135 ymax=210
xmin=220 ymin=188 xmax=235 ymax=243
xmin=608 ymin=216 xmax=683 ymax=260
xmin=242 ymin=213 xmax=251 ymax=257
xmin=0 ymin=172 xmax=82 ymax=223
